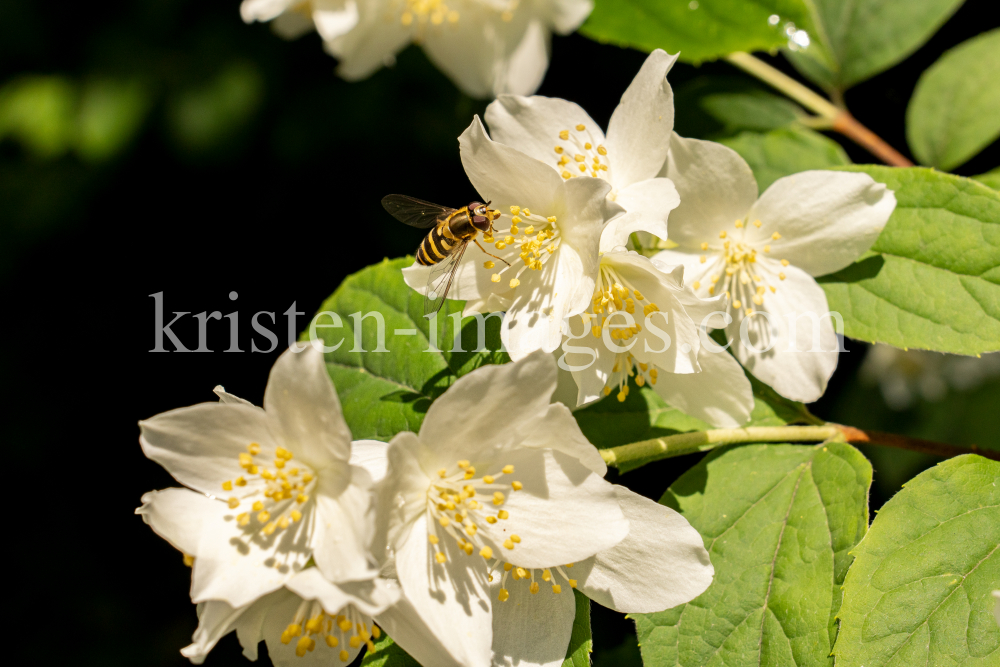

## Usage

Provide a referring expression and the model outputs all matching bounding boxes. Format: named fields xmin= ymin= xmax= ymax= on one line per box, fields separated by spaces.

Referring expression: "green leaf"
xmin=579 ymin=0 xmax=816 ymax=66
xmin=563 ymin=590 xmax=593 ymax=667
xmin=833 ymin=454 xmax=1000 ymax=667
xmin=818 ymin=166 xmax=1000 ymax=355
xmin=785 ymin=0 xmax=965 ymax=91
xmin=360 ymin=631 xmax=421 ymax=667
xmin=634 ymin=442 xmax=873 ymax=666
xmin=360 ymin=591 xmax=591 ymax=667
xmin=700 ymin=91 xmax=804 ymax=133
xmin=719 ymin=126 xmax=851 ymax=191
xmin=907 ymin=29 xmax=1000 ymax=171
xmin=973 ymin=168 xmax=1000 ymax=191
xmin=306 ymin=257 xmax=507 ymax=441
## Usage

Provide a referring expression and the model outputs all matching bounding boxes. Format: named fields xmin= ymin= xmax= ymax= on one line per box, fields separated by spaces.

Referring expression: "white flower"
xmin=653 ymin=136 xmax=896 ymax=402
xmin=247 ymin=0 xmax=593 ymax=98
xmin=559 ymin=248 xmax=753 ymax=427
xmin=484 ymin=48 xmax=681 ymax=248
xmin=137 ymin=343 xmax=381 ymax=610
xmin=370 ymin=351 xmax=636 ymax=667
xmin=489 ymin=484 xmax=712 ymax=667
xmin=240 ymin=0 xmax=360 ymax=43
xmin=402 ymin=116 xmax=623 ymax=360
xmin=139 ymin=487 xmax=398 ymax=665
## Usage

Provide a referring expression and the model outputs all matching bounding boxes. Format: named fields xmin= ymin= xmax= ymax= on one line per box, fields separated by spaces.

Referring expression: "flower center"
xmin=552 ymin=123 xmax=609 ymax=180
xmin=603 ymin=351 xmax=658 ymax=403
xmin=426 ymin=460 xmax=523 ymax=562
xmin=697 ymin=219 xmax=789 ymax=319
xmin=222 ymin=442 xmax=316 ymax=539
xmin=484 ymin=205 xmax=561 ymax=292
xmin=395 ymin=0 xmax=520 ymax=27
xmin=279 ymin=598 xmax=378 ymax=661
xmin=490 ymin=562 xmax=578 ymax=601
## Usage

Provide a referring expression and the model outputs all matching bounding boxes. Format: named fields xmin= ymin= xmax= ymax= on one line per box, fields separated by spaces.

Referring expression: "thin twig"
xmin=724 ymin=52 xmax=913 ymax=167
xmin=601 ymin=423 xmax=998 ymax=469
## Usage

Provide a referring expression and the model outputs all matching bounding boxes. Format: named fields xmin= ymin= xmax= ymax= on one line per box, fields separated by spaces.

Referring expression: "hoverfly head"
xmin=469 ymin=201 xmax=493 ymax=232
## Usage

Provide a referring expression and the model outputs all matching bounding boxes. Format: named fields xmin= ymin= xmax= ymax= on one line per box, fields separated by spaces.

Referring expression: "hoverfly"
xmin=382 ymin=194 xmax=510 ymax=315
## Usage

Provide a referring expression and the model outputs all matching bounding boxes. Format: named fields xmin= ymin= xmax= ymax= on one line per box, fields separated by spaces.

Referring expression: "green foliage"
xmin=720 ymin=126 xmax=852 ymax=191
xmin=0 ymin=75 xmax=148 ymax=162
xmin=785 ymin=0 xmax=966 ymax=91
xmin=361 ymin=632 xmax=421 ymax=667
xmin=166 ymin=61 xmax=264 ymax=155
xmin=563 ymin=590 xmax=593 ymax=667
xmin=973 ymin=168 xmax=1000 ymax=191
xmin=635 ymin=442 xmax=872 ymax=666
xmin=833 ymin=455 xmax=1000 ymax=667
xmin=819 ymin=166 xmax=1000 ymax=355
xmin=580 ymin=0 xmax=816 ymax=65
xmin=308 ymin=257 xmax=507 ymax=442
xmin=906 ymin=29 xmax=1000 ymax=171
xmin=699 ymin=91 xmax=803 ymax=133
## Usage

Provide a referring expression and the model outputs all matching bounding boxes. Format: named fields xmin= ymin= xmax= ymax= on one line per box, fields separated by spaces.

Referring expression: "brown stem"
xmin=832 ymin=111 xmax=914 ymax=167
xmin=838 ymin=425 xmax=999 ymax=461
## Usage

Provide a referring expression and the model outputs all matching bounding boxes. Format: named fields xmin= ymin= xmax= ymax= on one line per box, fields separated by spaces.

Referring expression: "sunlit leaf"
xmin=833 ymin=454 xmax=1000 ymax=667
xmin=720 ymin=126 xmax=851 ymax=191
xmin=580 ymin=0 xmax=816 ymax=65
xmin=785 ymin=0 xmax=966 ymax=91
xmin=635 ymin=442 xmax=872 ymax=666
xmin=973 ymin=168 xmax=1000 ymax=191
xmin=306 ymin=257 xmax=507 ymax=441
xmin=819 ymin=166 xmax=1000 ymax=355
xmin=906 ymin=28 xmax=1000 ymax=171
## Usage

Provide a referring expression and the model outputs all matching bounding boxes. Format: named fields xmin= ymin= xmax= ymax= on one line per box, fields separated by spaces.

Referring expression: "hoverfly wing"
xmin=424 ymin=241 xmax=469 ymax=316
xmin=382 ymin=194 xmax=455 ymax=229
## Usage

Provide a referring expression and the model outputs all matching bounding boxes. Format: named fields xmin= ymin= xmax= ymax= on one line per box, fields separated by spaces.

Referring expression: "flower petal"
xmin=517 ymin=402 xmax=607 ymax=475
xmin=213 ymin=385 xmax=257 ymax=407
xmin=599 ymin=177 xmax=678 ymax=251
xmin=490 ymin=571 xmax=577 ymax=667
xmin=181 ymin=600 xmax=248 ymax=665
xmin=394 ymin=513 xmax=494 ymax=667
xmin=417 ymin=350 xmax=556 ymax=471
xmin=272 ymin=9 xmax=314 ymax=39
xmin=240 ymin=0 xmax=293 ymax=23
xmin=284 ymin=567 xmax=400 ymax=617
xmin=311 ymin=465 xmax=379 ymax=583
xmin=334 ymin=8 xmax=411 ymax=82
xmin=460 ymin=116 xmax=566 ymax=216
xmin=476 ymin=449 xmax=627 ymax=568
xmin=349 ymin=439 xmax=390 ymax=483
xmin=264 ymin=344 xmax=352 ymax=467
xmin=652 ymin=348 xmax=754 ymax=428
xmin=727 ymin=263 xmax=839 ymax=402
xmin=188 ymin=499 xmax=312 ymax=608
xmin=746 ymin=170 xmax=896 ymax=276
xmin=137 ymin=487 xmax=213 ymax=556
xmin=375 ymin=596 xmax=471 ymax=667
xmin=485 ymin=94 xmax=603 ymax=168
xmin=564 ymin=319 xmax=618 ymax=405
xmin=139 ymin=402 xmax=277 ymax=497
xmin=661 ymin=133 xmax=758 ymax=252
xmin=544 ymin=0 xmax=595 ymax=34
xmin=605 ymin=49 xmax=678 ymax=188
xmin=576 ymin=486 xmax=713 ymax=613
xmin=312 ymin=0 xmax=359 ymax=43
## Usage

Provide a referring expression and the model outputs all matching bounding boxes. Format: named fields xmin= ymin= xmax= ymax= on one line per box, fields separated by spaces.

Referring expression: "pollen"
xmin=692 ymin=281 xmax=701 ymax=289
xmin=228 ymin=497 xmax=240 ymax=509
xmin=700 ymin=242 xmax=709 ymax=250
xmin=480 ymin=546 xmax=493 ymax=559
xmin=719 ymin=230 xmax=727 ymax=239
xmin=700 ymin=255 xmax=707 ymax=263
xmin=498 ymin=589 xmax=510 ymax=602
xmin=509 ymin=278 xmax=520 ymax=289
xmin=511 ymin=481 xmax=523 ymax=491
xmin=772 ymin=232 xmax=781 ymax=240
xmin=493 ymin=492 xmax=505 ymax=505
xmin=497 ymin=510 xmax=509 ymax=519
xmin=491 ymin=273 xmax=501 ymax=283
xmin=222 ymin=480 xmax=233 ymax=491
xmin=575 ymin=124 xmax=585 ymax=131
xmin=503 ymin=538 xmax=515 ymax=550
xmin=559 ymin=130 xmax=569 ymax=140
xmin=483 ymin=261 xmax=494 ymax=269
xmin=554 ymin=146 xmax=563 ymax=154
xmin=781 ymin=259 xmax=790 ymax=266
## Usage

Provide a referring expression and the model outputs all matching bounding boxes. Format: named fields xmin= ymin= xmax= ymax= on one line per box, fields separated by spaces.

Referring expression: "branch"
xmin=724 ymin=52 xmax=913 ymax=167
xmin=600 ymin=424 xmax=998 ymax=469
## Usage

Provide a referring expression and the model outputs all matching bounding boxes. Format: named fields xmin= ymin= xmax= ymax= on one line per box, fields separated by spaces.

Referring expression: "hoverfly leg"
xmin=474 ymin=239 xmax=511 ymax=266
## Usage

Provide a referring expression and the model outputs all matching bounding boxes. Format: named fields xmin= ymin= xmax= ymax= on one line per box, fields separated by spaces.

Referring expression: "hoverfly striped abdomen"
xmin=416 ymin=221 xmax=461 ymax=266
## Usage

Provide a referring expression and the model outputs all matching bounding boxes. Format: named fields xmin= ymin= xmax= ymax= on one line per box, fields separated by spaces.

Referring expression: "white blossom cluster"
xmin=240 ymin=0 xmax=594 ymax=98
xmin=139 ymin=343 xmax=713 ymax=666
xmin=404 ymin=49 xmax=896 ymax=416
xmin=137 ymin=49 xmax=901 ymax=667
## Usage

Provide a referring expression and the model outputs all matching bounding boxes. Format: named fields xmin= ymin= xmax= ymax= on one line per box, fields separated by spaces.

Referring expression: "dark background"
xmin=2 ymin=1 xmax=998 ymax=665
